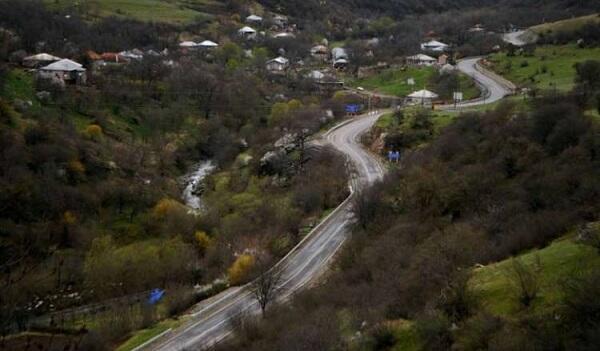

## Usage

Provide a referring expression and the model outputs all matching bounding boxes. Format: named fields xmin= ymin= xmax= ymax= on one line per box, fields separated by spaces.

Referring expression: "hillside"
xmin=531 ymin=13 xmax=600 ymax=34
xmin=45 ymin=0 xmax=226 ymax=24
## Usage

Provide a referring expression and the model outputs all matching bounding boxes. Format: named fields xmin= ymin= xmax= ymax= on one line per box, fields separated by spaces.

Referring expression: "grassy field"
xmin=352 ymin=67 xmax=437 ymax=97
xmin=488 ymin=44 xmax=600 ymax=91
xmin=352 ymin=66 xmax=479 ymax=100
xmin=46 ymin=0 xmax=220 ymax=24
xmin=531 ymin=13 xmax=600 ymax=34
xmin=469 ymin=236 xmax=600 ymax=317
xmin=116 ymin=318 xmax=183 ymax=351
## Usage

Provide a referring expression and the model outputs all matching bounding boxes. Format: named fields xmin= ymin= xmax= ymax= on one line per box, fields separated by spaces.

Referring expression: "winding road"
xmin=439 ymin=57 xmax=515 ymax=109
xmin=147 ymin=114 xmax=386 ymax=351
xmin=145 ymin=56 xmax=514 ymax=351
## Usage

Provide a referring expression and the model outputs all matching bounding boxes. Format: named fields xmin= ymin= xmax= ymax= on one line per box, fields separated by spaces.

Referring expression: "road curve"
xmin=439 ymin=57 xmax=514 ymax=109
xmin=146 ymin=113 xmax=386 ymax=351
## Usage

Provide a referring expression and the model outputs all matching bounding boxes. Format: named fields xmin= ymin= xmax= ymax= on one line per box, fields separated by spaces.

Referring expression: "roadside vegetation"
xmin=488 ymin=44 xmax=600 ymax=91
xmin=218 ymin=67 xmax=600 ymax=350
xmin=351 ymin=66 xmax=479 ymax=101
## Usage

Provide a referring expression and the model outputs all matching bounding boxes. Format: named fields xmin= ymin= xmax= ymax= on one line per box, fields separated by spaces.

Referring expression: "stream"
xmin=181 ymin=160 xmax=215 ymax=211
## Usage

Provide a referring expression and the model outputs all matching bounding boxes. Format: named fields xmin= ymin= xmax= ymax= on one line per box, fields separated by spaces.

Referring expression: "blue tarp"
xmin=345 ymin=104 xmax=360 ymax=113
xmin=148 ymin=288 xmax=165 ymax=305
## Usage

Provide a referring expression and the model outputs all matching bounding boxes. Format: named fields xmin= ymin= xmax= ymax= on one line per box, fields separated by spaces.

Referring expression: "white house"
xmin=273 ymin=15 xmax=288 ymax=28
xmin=407 ymin=89 xmax=439 ymax=106
xmin=198 ymin=40 xmax=219 ymax=48
xmin=420 ymin=40 xmax=449 ymax=52
xmin=307 ymin=70 xmax=325 ymax=81
xmin=23 ymin=53 xmax=61 ymax=68
xmin=238 ymin=26 xmax=257 ymax=39
xmin=246 ymin=14 xmax=263 ymax=23
xmin=332 ymin=47 xmax=349 ymax=69
xmin=179 ymin=41 xmax=200 ymax=49
xmin=406 ymin=54 xmax=437 ymax=66
xmin=266 ymin=56 xmax=289 ymax=72
xmin=310 ymin=45 xmax=328 ymax=61
xmin=38 ymin=58 xmax=86 ymax=84
xmin=273 ymin=32 xmax=295 ymax=39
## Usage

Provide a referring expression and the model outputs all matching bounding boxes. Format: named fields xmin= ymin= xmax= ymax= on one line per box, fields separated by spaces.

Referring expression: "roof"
xmin=422 ymin=40 xmax=448 ymax=47
xmin=267 ymin=56 xmax=289 ymax=65
xmin=246 ymin=15 xmax=263 ymax=22
xmin=179 ymin=41 xmax=199 ymax=47
xmin=238 ymin=26 xmax=256 ymax=34
xmin=41 ymin=58 xmax=85 ymax=71
xmin=332 ymin=47 xmax=348 ymax=60
xmin=199 ymin=40 xmax=218 ymax=47
xmin=407 ymin=54 xmax=436 ymax=61
xmin=311 ymin=45 xmax=328 ymax=53
xmin=273 ymin=32 xmax=295 ymax=38
xmin=24 ymin=53 xmax=61 ymax=61
xmin=408 ymin=89 xmax=439 ymax=99
xmin=307 ymin=70 xmax=325 ymax=79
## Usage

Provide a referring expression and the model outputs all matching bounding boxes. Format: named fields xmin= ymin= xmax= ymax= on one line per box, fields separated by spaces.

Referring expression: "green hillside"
xmin=488 ymin=44 xmax=600 ymax=91
xmin=531 ymin=13 xmax=600 ymax=34
xmin=46 ymin=0 xmax=224 ymax=23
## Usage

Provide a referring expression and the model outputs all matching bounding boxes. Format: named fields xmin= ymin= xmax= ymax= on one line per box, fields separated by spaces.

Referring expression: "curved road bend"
xmin=147 ymin=113 xmax=386 ymax=351
xmin=442 ymin=57 xmax=513 ymax=109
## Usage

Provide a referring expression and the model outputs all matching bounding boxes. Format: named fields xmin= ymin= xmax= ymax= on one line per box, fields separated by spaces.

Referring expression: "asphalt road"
xmin=147 ymin=112 xmax=386 ymax=351
xmin=439 ymin=57 xmax=514 ymax=109
xmin=146 ymin=55 xmax=515 ymax=351
xmin=502 ymin=30 xmax=528 ymax=46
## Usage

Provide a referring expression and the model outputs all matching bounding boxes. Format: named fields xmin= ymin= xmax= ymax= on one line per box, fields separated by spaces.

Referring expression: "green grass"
xmin=587 ymin=108 xmax=600 ymax=123
xmin=488 ymin=44 xmax=600 ymax=91
xmin=46 ymin=0 xmax=219 ymax=24
xmin=352 ymin=67 xmax=479 ymax=100
xmin=2 ymin=70 xmax=38 ymax=104
xmin=116 ymin=318 xmax=182 ymax=351
xmin=352 ymin=67 xmax=437 ymax=97
xmin=390 ymin=320 xmax=423 ymax=351
xmin=469 ymin=237 xmax=600 ymax=317
xmin=531 ymin=13 xmax=600 ymax=34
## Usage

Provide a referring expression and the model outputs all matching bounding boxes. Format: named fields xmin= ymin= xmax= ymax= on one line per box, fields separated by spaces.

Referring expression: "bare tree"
xmin=250 ymin=267 xmax=284 ymax=317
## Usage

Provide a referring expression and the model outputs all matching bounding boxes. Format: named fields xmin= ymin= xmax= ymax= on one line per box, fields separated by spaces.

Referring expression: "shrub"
xmin=228 ymin=254 xmax=255 ymax=285
xmin=195 ymin=231 xmax=212 ymax=255
xmin=85 ymin=124 xmax=103 ymax=139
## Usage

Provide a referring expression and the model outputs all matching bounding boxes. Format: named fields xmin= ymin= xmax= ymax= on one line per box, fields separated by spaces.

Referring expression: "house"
xmin=407 ymin=89 xmax=439 ymax=106
xmin=332 ymin=47 xmax=349 ymax=69
xmin=438 ymin=54 xmax=449 ymax=65
xmin=38 ymin=58 xmax=86 ymax=84
xmin=273 ymin=32 xmax=295 ymax=39
xmin=420 ymin=40 xmax=449 ymax=52
xmin=179 ymin=41 xmax=200 ymax=49
xmin=307 ymin=70 xmax=325 ymax=81
xmin=199 ymin=40 xmax=219 ymax=48
xmin=406 ymin=54 xmax=436 ymax=66
xmin=246 ymin=14 xmax=263 ymax=23
xmin=468 ymin=24 xmax=485 ymax=33
xmin=22 ymin=53 xmax=61 ymax=68
xmin=310 ymin=45 xmax=328 ymax=61
xmin=440 ymin=64 xmax=456 ymax=74
xmin=273 ymin=15 xmax=288 ymax=28
xmin=120 ymin=49 xmax=144 ymax=60
xmin=266 ymin=56 xmax=289 ymax=72
xmin=238 ymin=26 xmax=257 ymax=39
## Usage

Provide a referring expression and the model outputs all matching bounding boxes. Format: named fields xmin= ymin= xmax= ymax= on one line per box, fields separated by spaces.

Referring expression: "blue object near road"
xmin=388 ymin=150 xmax=401 ymax=162
xmin=148 ymin=288 xmax=165 ymax=305
xmin=345 ymin=104 xmax=360 ymax=113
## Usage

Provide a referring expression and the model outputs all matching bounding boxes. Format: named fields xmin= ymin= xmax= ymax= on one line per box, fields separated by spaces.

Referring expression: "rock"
xmin=36 ymin=91 xmax=52 ymax=103
xmin=274 ymin=133 xmax=297 ymax=151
